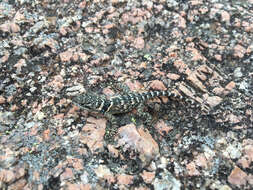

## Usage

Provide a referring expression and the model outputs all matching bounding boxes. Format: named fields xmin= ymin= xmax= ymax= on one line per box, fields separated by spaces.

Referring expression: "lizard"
xmin=72 ymin=90 xmax=203 ymax=140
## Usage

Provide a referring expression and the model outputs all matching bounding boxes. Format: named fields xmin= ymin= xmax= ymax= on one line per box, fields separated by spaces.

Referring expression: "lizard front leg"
xmin=104 ymin=112 xmax=118 ymax=143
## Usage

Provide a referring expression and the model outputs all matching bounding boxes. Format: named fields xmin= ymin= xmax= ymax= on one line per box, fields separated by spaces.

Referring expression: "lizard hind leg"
xmin=136 ymin=103 xmax=153 ymax=127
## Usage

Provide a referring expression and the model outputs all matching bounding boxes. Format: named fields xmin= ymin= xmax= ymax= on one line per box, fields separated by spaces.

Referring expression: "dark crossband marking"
xmin=100 ymin=101 xmax=112 ymax=114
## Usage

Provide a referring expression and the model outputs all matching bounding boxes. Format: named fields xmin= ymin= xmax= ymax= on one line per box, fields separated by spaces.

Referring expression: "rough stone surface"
xmin=0 ymin=0 xmax=252 ymax=189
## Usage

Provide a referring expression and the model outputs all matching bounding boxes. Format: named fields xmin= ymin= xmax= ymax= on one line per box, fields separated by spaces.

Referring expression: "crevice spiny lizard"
xmin=72 ymin=90 xmax=200 ymax=126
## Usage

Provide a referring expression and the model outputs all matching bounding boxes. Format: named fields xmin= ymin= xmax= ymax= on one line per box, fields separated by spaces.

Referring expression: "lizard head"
xmin=72 ymin=93 xmax=102 ymax=111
